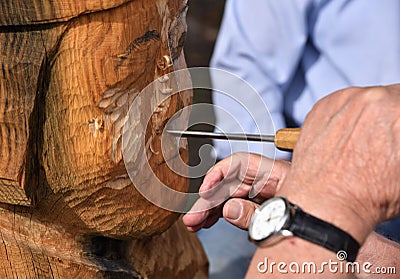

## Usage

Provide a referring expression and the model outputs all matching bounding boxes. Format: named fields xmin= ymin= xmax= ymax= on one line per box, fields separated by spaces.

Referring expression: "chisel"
xmin=166 ymin=127 xmax=301 ymax=151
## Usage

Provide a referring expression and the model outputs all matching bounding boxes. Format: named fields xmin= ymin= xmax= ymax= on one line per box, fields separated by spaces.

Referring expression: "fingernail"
xmin=225 ymin=200 xmax=242 ymax=220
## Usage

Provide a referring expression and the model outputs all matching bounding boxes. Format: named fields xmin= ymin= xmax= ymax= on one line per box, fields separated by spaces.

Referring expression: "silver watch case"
xmin=248 ymin=196 xmax=296 ymax=246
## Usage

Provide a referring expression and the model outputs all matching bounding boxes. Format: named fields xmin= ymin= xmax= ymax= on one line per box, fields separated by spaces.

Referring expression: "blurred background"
xmin=185 ymin=0 xmax=225 ymax=192
xmin=185 ymin=0 xmax=226 ymax=68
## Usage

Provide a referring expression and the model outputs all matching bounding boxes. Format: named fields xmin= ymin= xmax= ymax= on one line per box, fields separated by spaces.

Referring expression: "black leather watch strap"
xmin=288 ymin=204 xmax=360 ymax=262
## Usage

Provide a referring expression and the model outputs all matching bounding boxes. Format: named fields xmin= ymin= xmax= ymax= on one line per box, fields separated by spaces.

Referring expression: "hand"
xmin=277 ymin=85 xmax=400 ymax=244
xmin=182 ymin=152 xmax=291 ymax=232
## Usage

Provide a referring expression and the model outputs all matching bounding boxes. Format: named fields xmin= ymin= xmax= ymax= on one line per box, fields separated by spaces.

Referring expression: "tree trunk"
xmin=0 ymin=0 xmax=208 ymax=278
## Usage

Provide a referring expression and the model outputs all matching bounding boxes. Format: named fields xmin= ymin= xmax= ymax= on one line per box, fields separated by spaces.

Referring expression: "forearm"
xmin=246 ymin=230 xmax=399 ymax=278
xmin=244 ymin=176 xmax=379 ymax=278
xmin=355 ymin=232 xmax=399 ymax=278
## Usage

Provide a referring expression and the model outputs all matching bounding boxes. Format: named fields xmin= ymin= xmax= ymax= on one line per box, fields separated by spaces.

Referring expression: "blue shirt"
xmin=211 ymin=0 xmax=400 ymax=158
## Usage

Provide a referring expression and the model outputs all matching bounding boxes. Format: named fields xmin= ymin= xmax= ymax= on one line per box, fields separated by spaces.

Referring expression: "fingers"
xmin=183 ymin=210 xmax=221 ymax=232
xmin=183 ymin=153 xmax=291 ymax=233
xmin=249 ymin=159 xmax=291 ymax=200
xmin=223 ymin=198 xmax=259 ymax=230
xmin=201 ymin=153 xmax=285 ymax=201
xmin=182 ymin=198 xmax=223 ymax=232
xmin=199 ymin=155 xmax=239 ymax=197
xmin=182 ymin=208 xmax=208 ymax=232
xmin=184 ymin=197 xmax=259 ymax=232
xmin=182 ymin=154 xmax=244 ymax=232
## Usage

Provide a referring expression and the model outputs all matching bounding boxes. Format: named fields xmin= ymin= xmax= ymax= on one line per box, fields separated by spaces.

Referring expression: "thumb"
xmin=223 ymin=198 xmax=258 ymax=230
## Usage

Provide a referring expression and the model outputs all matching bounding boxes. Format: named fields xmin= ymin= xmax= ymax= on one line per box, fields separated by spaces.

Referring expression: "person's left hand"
xmin=183 ymin=152 xmax=291 ymax=232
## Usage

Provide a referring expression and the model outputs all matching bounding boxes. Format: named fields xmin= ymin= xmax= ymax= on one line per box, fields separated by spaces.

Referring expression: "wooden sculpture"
xmin=0 ymin=0 xmax=208 ymax=278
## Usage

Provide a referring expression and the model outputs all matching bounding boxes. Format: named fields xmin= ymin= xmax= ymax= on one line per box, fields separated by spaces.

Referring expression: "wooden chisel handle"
xmin=274 ymin=128 xmax=301 ymax=151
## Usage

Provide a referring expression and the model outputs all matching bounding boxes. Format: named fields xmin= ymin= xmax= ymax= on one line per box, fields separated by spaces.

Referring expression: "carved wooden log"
xmin=0 ymin=0 xmax=207 ymax=278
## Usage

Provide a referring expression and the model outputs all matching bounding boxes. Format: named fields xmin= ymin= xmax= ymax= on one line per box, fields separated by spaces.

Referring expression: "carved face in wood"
xmin=0 ymin=0 xmax=190 ymax=238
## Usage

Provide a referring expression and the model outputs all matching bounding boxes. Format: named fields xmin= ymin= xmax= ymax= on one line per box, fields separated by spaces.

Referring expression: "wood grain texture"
xmin=274 ymin=128 xmax=301 ymax=151
xmin=0 ymin=0 xmax=131 ymax=26
xmin=0 ymin=0 xmax=207 ymax=277
xmin=40 ymin=0 xmax=188 ymax=238
xmin=128 ymin=219 xmax=208 ymax=278
xmin=0 ymin=205 xmax=207 ymax=278
xmin=1 ymin=0 xmax=189 ymax=236
xmin=0 ymin=22 xmax=67 ymax=205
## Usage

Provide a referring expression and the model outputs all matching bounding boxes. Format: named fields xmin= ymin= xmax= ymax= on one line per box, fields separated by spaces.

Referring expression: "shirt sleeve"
xmin=210 ymin=0 xmax=311 ymax=158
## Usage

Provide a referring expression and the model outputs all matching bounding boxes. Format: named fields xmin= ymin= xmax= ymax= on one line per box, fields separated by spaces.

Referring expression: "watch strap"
xmin=289 ymin=204 xmax=360 ymax=262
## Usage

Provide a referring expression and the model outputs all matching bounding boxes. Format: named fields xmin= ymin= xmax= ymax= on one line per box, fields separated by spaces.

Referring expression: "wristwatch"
xmin=248 ymin=196 xmax=360 ymax=262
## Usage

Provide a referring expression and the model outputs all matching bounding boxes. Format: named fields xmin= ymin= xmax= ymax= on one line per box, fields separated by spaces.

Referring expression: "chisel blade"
xmin=166 ymin=130 xmax=275 ymax=142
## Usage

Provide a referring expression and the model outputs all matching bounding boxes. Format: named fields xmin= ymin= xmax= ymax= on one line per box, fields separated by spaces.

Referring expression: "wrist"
xmin=276 ymin=181 xmax=375 ymax=246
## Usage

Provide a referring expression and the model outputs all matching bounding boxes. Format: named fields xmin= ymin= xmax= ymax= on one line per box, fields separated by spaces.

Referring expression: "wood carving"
xmin=0 ymin=0 xmax=208 ymax=278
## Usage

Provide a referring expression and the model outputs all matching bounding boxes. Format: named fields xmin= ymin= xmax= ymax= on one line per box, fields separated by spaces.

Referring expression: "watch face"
xmin=249 ymin=197 xmax=289 ymax=241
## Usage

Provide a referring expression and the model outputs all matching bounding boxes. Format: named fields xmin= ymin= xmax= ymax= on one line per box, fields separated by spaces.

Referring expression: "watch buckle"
xmin=280 ymin=229 xmax=293 ymax=237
